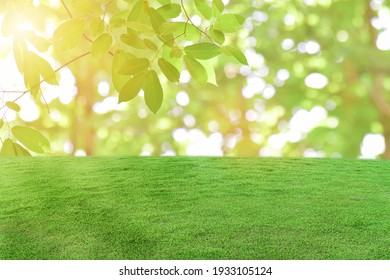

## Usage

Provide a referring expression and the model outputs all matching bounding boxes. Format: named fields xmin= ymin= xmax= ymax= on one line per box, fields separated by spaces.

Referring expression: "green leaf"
xmin=143 ymin=39 xmax=158 ymax=50
xmin=143 ymin=70 xmax=163 ymax=114
xmin=14 ymin=142 xmax=31 ymax=156
xmin=223 ymin=46 xmax=248 ymax=65
xmin=184 ymin=55 xmax=208 ymax=84
xmin=215 ymin=14 xmax=245 ymax=33
xmin=0 ymin=139 xmax=16 ymax=156
xmin=33 ymin=52 xmax=59 ymax=85
xmin=112 ymin=50 xmax=134 ymax=93
xmin=109 ymin=17 xmax=125 ymax=29
xmin=175 ymin=22 xmax=202 ymax=41
xmin=13 ymin=33 xmax=27 ymax=74
xmin=70 ymin=0 xmax=92 ymax=14
xmin=128 ymin=0 xmax=146 ymax=23
xmin=12 ymin=125 xmax=50 ymax=154
xmin=23 ymin=51 xmax=41 ymax=97
xmin=157 ymin=4 xmax=181 ymax=19
xmin=209 ymin=26 xmax=225 ymax=45
xmin=118 ymin=58 xmax=150 ymax=75
xmin=170 ymin=46 xmax=183 ymax=58
xmin=21 ymin=51 xmax=58 ymax=88
xmin=148 ymin=7 xmax=166 ymax=34
xmin=53 ymin=18 xmax=86 ymax=52
xmin=24 ymin=31 xmax=51 ymax=52
xmin=0 ymin=119 xmax=4 ymax=129
xmin=160 ymin=22 xmax=179 ymax=36
xmin=158 ymin=58 xmax=180 ymax=82
xmin=91 ymin=33 xmax=113 ymax=58
xmin=212 ymin=0 xmax=224 ymax=17
xmin=119 ymin=72 xmax=147 ymax=103
xmin=184 ymin=43 xmax=221 ymax=60
xmin=120 ymin=33 xmax=147 ymax=49
xmin=5 ymin=101 xmax=20 ymax=112
xmin=90 ymin=16 xmax=105 ymax=37
xmin=194 ymin=0 xmax=212 ymax=19
xmin=157 ymin=0 xmax=171 ymax=5
xmin=126 ymin=21 xmax=155 ymax=34
xmin=199 ymin=60 xmax=218 ymax=86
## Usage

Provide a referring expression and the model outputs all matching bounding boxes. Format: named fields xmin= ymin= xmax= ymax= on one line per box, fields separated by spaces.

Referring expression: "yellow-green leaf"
xmin=148 ymin=7 xmax=166 ymax=34
xmin=194 ymin=0 xmax=212 ymax=19
xmin=128 ymin=0 xmax=146 ymax=23
xmin=157 ymin=4 xmax=181 ymax=19
xmin=90 ymin=16 xmax=105 ymax=37
xmin=143 ymin=70 xmax=163 ymax=114
xmin=143 ymin=39 xmax=158 ymax=50
xmin=24 ymin=30 xmax=51 ymax=52
xmin=0 ymin=139 xmax=16 ymax=156
xmin=184 ymin=55 xmax=208 ymax=85
xmin=212 ymin=0 xmax=224 ymax=17
xmin=175 ymin=22 xmax=202 ymax=41
xmin=158 ymin=58 xmax=180 ymax=82
xmin=13 ymin=33 xmax=27 ymax=74
xmin=157 ymin=0 xmax=171 ymax=4
xmin=12 ymin=125 xmax=50 ymax=154
xmin=5 ymin=101 xmax=20 ymax=112
xmin=126 ymin=21 xmax=155 ymax=34
xmin=184 ymin=43 xmax=221 ymax=60
xmin=119 ymin=72 xmax=147 ymax=103
xmin=120 ymin=33 xmax=147 ymax=49
xmin=199 ymin=60 xmax=218 ymax=86
xmin=215 ymin=14 xmax=245 ymax=33
xmin=160 ymin=22 xmax=179 ymax=36
xmin=118 ymin=58 xmax=150 ymax=75
xmin=23 ymin=51 xmax=41 ymax=97
xmin=170 ymin=46 xmax=183 ymax=58
xmin=13 ymin=142 xmax=31 ymax=156
xmin=109 ymin=17 xmax=125 ymax=29
xmin=91 ymin=33 xmax=113 ymax=58
xmin=53 ymin=18 xmax=86 ymax=52
xmin=209 ymin=26 xmax=225 ymax=45
xmin=70 ymin=0 xmax=92 ymax=14
xmin=112 ymin=50 xmax=134 ymax=92
xmin=33 ymin=52 xmax=58 ymax=85
xmin=223 ymin=46 xmax=248 ymax=65
xmin=0 ymin=119 xmax=4 ymax=129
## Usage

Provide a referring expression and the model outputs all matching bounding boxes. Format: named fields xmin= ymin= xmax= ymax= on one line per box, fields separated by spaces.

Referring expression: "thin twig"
xmin=60 ymin=0 xmax=73 ymax=18
xmin=180 ymin=0 xmax=213 ymax=42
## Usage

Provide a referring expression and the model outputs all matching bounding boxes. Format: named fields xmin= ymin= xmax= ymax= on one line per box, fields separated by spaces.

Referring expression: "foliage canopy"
xmin=0 ymin=0 xmax=247 ymax=156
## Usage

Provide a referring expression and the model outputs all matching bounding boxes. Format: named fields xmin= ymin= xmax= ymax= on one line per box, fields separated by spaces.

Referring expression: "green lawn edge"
xmin=1 ymin=157 xmax=389 ymax=260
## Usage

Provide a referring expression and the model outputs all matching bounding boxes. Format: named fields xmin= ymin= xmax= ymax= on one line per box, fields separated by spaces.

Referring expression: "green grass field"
xmin=0 ymin=157 xmax=389 ymax=260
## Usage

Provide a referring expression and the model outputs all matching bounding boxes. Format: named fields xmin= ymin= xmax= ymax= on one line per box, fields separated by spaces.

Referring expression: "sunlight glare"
xmin=49 ymin=0 xmax=61 ymax=8
xmin=176 ymin=91 xmax=190 ymax=106
xmin=360 ymin=134 xmax=385 ymax=159
xmin=186 ymin=129 xmax=223 ymax=156
xmin=305 ymin=73 xmax=329 ymax=89
xmin=19 ymin=96 xmax=40 ymax=122
xmin=290 ymin=106 xmax=327 ymax=133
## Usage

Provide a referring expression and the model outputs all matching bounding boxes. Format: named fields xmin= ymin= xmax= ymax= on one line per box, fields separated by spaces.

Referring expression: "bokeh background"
xmin=1 ymin=0 xmax=390 ymax=158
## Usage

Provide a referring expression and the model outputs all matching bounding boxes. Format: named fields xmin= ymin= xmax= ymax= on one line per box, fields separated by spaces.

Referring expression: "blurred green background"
xmin=1 ymin=0 xmax=390 ymax=158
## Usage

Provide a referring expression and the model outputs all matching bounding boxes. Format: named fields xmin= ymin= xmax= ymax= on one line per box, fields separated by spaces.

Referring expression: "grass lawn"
xmin=0 ymin=157 xmax=389 ymax=260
